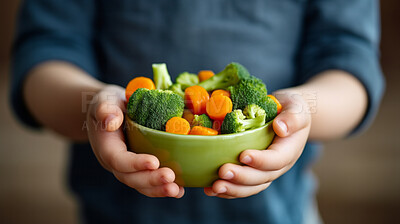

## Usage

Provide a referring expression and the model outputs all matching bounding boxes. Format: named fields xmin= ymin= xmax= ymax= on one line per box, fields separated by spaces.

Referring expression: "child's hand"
xmin=204 ymin=90 xmax=311 ymax=199
xmin=86 ymin=85 xmax=184 ymax=198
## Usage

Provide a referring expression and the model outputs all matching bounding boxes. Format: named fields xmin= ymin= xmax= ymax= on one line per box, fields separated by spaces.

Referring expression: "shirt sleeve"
xmin=297 ymin=0 xmax=385 ymax=135
xmin=10 ymin=0 xmax=97 ymax=128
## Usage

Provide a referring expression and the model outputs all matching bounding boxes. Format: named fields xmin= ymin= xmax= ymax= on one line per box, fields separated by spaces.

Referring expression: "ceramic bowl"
xmin=125 ymin=117 xmax=275 ymax=187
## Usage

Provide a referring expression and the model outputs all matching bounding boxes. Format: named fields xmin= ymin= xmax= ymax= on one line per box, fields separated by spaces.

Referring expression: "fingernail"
xmin=217 ymin=187 xmax=227 ymax=194
xmin=161 ymin=176 xmax=170 ymax=184
xmin=223 ymin=171 xmax=234 ymax=180
xmin=205 ymin=188 xmax=218 ymax=196
xmin=105 ymin=114 xmax=116 ymax=127
xmin=277 ymin=120 xmax=287 ymax=134
xmin=210 ymin=192 xmax=218 ymax=196
xmin=241 ymin=155 xmax=252 ymax=164
xmin=145 ymin=161 xmax=155 ymax=170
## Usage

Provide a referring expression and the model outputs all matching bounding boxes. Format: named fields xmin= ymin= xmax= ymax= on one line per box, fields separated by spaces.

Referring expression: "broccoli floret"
xmin=257 ymin=95 xmax=278 ymax=122
xmin=221 ymin=107 xmax=266 ymax=134
xmin=227 ymin=76 xmax=278 ymax=122
xmin=228 ymin=76 xmax=268 ymax=110
xmin=131 ymin=89 xmax=184 ymax=130
xmin=191 ymin=114 xmax=213 ymax=128
xmin=198 ymin=62 xmax=250 ymax=91
xmin=176 ymin=72 xmax=199 ymax=90
xmin=153 ymin=63 xmax=173 ymax=90
xmin=127 ymin=88 xmax=150 ymax=121
xmin=168 ymin=83 xmax=185 ymax=98
xmin=243 ymin=104 xmax=264 ymax=119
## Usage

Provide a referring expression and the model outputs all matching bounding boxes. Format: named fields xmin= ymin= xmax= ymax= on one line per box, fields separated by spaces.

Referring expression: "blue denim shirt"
xmin=11 ymin=0 xmax=384 ymax=223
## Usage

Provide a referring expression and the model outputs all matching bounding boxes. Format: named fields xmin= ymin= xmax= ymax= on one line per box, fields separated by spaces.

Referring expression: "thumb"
xmin=96 ymin=102 xmax=124 ymax=132
xmin=272 ymin=92 xmax=311 ymax=137
xmin=91 ymin=86 xmax=125 ymax=132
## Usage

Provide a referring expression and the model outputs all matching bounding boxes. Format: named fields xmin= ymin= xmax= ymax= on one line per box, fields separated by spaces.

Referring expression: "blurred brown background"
xmin=1 ymin=1 xmax=399 ymax=223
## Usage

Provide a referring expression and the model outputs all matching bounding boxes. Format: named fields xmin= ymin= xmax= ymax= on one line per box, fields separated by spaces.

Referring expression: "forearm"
xmin=277 ymin=70 xmax=368 ymax=141
xmin=23 ymin=61 xmax=106 ymax=141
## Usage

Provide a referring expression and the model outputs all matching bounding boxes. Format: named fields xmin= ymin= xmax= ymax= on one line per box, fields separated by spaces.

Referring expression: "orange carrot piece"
xmin=198 ymin=70 xmax=215 ymax=82
xmin=212 ymin=120 xmax=223 ymax=133
xmin=125 ymin=77 xmax=155 ymax=102
xmin=165 ymin=117 xmax=191 ymax=135
xmin=189 ymin=126 xmax=218 ymax=136
xmin=268 ymin=95 xmax=282 ymax=114
xmin=184 ymin=85 xmax=210 ymax=115
xmin=211 ymin=89 xmax=230 ymax=98
xmin=182 ymin=109 xmax=195 ymax=124
xmin=206 ymin=95 xmax=233 ymax=120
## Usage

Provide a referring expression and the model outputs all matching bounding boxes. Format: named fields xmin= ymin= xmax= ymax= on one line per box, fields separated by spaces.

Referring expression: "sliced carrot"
xmin=125 ymin=77 xmax=155 ymax=102
xmin=212 ymin=120 xmax=223 ymax=133
xmin=184 ymin=85 xmax=210 ymax=115
xmin=198 ymin=70 xmax=215 ymax=82
xmin=268 ymin=95 xmax=282 ymax=114
xmin=206 ymin=95 xmax=232 ymax=120
xmin=182 ymin=109 xmax=195 ymax=124
xmin=211 ymin=89 xmax=230 ymax=98
xmin=189 ymin=126 xmax=218 ymax=136
xmin=165 ymin=117 xmax=191 ymax=135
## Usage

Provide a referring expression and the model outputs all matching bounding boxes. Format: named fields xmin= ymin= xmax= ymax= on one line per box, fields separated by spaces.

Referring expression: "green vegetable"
xmin=257 ymin=95 xmax=278 ymax=122
xmin=221 ymin=105 xmax=266 ymax=134
xmin=168 ymin=83 xmax=185 ymax=98
xmin=228 ymin=76 xmax=277 ymax=122
xmin=228 ymin=76 xmax=267 ymax=110
xmin=198 ymin=62 xmax=250 ymax=91
xmin=153 ymin=63 xmax=173 ymax=90
xmin=127 ymin=88 xmax=149 ymax=121
xmin=192 ymin=114 xmax=213 ymax=128
xmin=127 ymin=89 xmax=184 ymax=131
xmin=243 ymin=104 xmax=264 ymax=119
xmin=176 ymin=72 xmax=199 ymax=90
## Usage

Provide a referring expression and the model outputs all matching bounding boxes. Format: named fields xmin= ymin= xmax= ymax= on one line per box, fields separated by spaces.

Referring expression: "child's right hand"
xmin=86 ymin=85 xmax=184 ymax=198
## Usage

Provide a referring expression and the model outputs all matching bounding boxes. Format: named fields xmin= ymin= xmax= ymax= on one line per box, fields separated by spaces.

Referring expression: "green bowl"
xmin=125 ymin=117 xmax=275 ymax=187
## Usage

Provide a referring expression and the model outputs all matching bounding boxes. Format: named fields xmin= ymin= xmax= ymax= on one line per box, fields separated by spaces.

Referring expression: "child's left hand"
xmin=204 ymin=90 xmax=311 ymax=199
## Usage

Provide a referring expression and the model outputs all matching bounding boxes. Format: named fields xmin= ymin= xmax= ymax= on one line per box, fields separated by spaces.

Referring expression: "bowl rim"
xmin=125 ymin=116 xmax=274 ymax=140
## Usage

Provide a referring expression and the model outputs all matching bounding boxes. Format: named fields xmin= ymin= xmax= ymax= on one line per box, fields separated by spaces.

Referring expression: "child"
xmin=10 ymin=0 xmax=384 ymax=223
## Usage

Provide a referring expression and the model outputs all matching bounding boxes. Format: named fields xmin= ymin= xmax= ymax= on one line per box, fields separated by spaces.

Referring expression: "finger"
xmin=90 ymin=86 xmax=126 ymax=132
xmin=273 ymin=93 xmax=311 ymax=137
xmin=240 ymin=128 xmax=309 ymax=171
xmin=101 ymin=147 xmax=160 ymax=173
xmin=207 ymin=180 xmax=270 ymax=199
xmin=94 ymin=100 xmax=124 ymax=132
xmin=204 ymin=187 xmax=218 ymax=197
xmin=138 ymin=183 xmax=181 ymax=198
xmin=95 ymin=102 xmax=124 ymax=132
xmin=88 ymin=120 xmax=159 ymax=172
xmin=176 ymin=186 xmax=185 ymax=199
xmin=113 ymin=167 xmax=175 ymax=188
xmin=219 ymin=163 xmax=283 ymax=186
xmin=212 ymin=194 xmax=236 ymax=199
xmin=204 ymin=187 xmax=235 ymax=199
